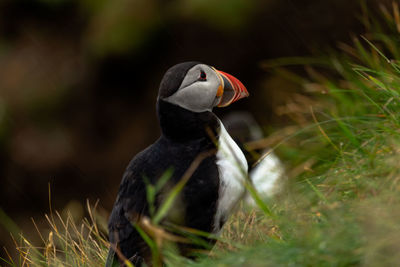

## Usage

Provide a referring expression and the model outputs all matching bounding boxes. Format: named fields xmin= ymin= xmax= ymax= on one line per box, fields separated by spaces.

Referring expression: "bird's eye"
xmin=199 ymin=70 xmax=207 ymax=81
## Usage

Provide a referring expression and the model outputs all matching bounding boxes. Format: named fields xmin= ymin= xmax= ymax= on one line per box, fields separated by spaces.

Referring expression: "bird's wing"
xmin=107 ymin=146 xmax=156 ymax=265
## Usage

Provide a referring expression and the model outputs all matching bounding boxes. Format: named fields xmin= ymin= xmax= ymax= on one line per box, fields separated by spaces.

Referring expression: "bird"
xmin=222 ymin=111 xmax=286 ymax=206
xmin=106 ymin=62 xmax=249 ymax=266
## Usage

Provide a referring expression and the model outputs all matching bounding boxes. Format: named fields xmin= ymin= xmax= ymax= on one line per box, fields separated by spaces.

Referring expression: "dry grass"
xmin=5 ymin=200 xmax=109 ymax=267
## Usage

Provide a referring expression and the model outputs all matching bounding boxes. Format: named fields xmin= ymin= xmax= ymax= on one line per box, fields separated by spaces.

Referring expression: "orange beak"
xmin=214 ymin=69 xmax=249 ymax=107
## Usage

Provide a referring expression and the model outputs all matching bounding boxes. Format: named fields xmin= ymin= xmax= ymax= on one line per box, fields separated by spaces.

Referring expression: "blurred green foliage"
xmin=76 ymin=0 xmax=255 ymax=56
xmin=175 ymin=0 xmax=255 ymax=30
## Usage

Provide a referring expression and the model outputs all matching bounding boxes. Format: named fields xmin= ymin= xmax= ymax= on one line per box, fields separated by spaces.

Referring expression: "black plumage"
xmin=107 ymin=63 xmax=223 ymax=266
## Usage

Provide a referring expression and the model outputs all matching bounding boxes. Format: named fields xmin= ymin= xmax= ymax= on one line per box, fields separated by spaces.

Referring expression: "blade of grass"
xmin=153 ymin=150 xmax=215 ymax=225
xmin=310 ymin=106 xmax=340 ymax=152
xmin=305 ymin=178 xmax=328 ymax=203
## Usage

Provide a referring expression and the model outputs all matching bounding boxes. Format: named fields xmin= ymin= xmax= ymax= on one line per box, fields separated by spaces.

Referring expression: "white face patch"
xmin=163 ymin=64 xmax=222 ymax=113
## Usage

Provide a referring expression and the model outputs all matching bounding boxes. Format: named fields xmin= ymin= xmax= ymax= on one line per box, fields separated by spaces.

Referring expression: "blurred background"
xmin=0 ymin=0 xmax=389 ymax=257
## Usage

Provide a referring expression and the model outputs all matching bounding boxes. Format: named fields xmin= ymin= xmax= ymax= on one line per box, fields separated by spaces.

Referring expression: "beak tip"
xmin=215 ymin=69 xmax=249 ymax=106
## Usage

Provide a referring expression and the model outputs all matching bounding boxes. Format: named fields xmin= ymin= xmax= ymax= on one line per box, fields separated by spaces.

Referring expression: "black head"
xmin=158 ymin=61 xmax=201 ymax=99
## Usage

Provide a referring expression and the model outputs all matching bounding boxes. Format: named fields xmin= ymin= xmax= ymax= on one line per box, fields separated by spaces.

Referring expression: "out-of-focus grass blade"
xmin=153 ymin=180 xmax=183 ymax=225
xmin=244 ymin=181 xmax=276 ymax=218
xmin=0 ymin=208 xmax=20 ymax=237
xmin=306 ymin=178 xmax=328 ymax=203
xmin=0 ymin=257 xmax=14 ymax=266
xmin=331 ymin=114 xmax=361 ymax=148
xmin=155 ymin=168 xmax=174 ymax=192
xmin=153 ymin=151 xmax=212 ymax=225
xmin=144 ymin=177 xmax=156 ymax=217
xmin=133 ymin=223 xmax=157 ymax=266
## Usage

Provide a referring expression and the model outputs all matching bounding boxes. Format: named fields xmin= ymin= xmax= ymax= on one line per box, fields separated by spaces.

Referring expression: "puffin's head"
xmin=158 ymin=62 xmax=249 ymax=113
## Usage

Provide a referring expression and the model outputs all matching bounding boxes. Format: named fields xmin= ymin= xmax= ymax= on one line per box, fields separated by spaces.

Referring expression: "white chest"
xmin=213 ymin=120 xmax=248 ymax=233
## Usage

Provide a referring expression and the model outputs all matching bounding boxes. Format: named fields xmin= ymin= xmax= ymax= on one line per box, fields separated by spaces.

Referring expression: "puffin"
xmin=222 ymin=111 xmax=286 ymax=206
xmin=106 ymin=62 xmax=249 ymax=266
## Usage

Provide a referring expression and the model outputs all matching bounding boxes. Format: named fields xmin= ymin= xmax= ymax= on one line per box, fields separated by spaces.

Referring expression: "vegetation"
xmin=3 ymin=201 xmax=108 ymax=267
xmin=3 ymin=2 xmax=400 ymax=267
xmin=191 ymin=3 xmax=400 ymax=266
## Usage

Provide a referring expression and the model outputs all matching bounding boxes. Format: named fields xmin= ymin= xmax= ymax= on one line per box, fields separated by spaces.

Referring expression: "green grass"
xmin=4 ymin=2 xmax=400 ymax=266
xmin=179 ymin=2 xmax=400 ymax=266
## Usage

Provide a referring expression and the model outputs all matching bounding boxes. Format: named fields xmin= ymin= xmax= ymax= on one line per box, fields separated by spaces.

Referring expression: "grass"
xmin=3 ymin=201 xmax=109 ymax=267
xmin=185 ymin=2 xmax=400 ymax=266
xmin=4 ymin=1 xmax=400 ymax=266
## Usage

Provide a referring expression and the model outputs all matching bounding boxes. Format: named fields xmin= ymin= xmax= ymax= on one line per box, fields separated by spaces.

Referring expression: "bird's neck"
xmin=157 ymin=100 xmax=220 ymax=142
